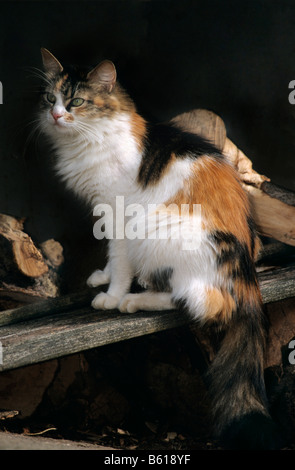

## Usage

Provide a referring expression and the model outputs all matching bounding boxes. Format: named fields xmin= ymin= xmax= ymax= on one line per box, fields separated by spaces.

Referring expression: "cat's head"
xmin=39 ymin=48 xmax=134 ymax=138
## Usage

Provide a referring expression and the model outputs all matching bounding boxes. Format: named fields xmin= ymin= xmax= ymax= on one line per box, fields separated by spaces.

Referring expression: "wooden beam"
xmin=0 ymin=307 xmax=187 ymax=372
xmin=0 ymin=265 xmax=294 ymax=372
xmin=0 ymin=288 xmax=99 ymax=328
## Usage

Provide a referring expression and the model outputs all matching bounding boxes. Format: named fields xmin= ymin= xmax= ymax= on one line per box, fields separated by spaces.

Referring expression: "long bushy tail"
xmin=207 ymin=284 xmax=282 ymax=449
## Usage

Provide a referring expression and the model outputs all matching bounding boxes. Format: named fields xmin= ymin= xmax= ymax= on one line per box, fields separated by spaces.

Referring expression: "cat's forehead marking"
xmin=55 ymin=74 xmax=69 ymax=93
xmin=52 ymin=73 xmax=80 ymax=102
xmin=58 ymin=75 xmax=82 ymax=101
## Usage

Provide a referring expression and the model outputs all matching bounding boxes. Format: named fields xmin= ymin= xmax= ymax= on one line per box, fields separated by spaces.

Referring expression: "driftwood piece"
xmin=0 ymin=214 xmax=64 ymax=305
xmin=0 ymin=410 xmax=19 ymax=420
xmin=0 ymin=214 xmax=48 ymax=278
xmin=0 ymin=265 xmax=294 ymax=372
xmin=172 ymin=109 xmax=295 ymax=246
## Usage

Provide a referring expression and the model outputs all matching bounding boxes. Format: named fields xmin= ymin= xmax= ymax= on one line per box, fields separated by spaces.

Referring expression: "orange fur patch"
xmin=164 ymin=155 xmax=262 ymax=324
xmin=55 ymin=74 xmax=68 ymax=92
xmin=64 ymin=113 xmax=74 ymax=122
xmin=130 ymin=112 xmax=147 ymax=151
xmin=253 ymin=235 xmax=262 ymax=261
xmin=234 ymin=277 xmax=262 ymax=307
xmin=204 ymin=287 xmax=236 ymax=324
xmin=93 ymin=96 xmax=105 ymax=108
xmin=166 ymin=156 xmax=252 ymax=249
xmin=71 ymin=106 xmax=88 ymax=117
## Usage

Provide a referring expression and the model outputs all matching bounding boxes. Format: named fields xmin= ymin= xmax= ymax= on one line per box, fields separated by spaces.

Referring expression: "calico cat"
xmin=38 ymin=48 xmax=280 ymax=449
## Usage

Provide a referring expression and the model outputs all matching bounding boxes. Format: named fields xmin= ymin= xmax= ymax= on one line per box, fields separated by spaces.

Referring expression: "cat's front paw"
xmin=119 ymin=294 xmax=140 ymax=313
xmin=91 ymin=292 xmax=119 ymax=310
xmin=87 ymin=269 xmax=110 ymax=288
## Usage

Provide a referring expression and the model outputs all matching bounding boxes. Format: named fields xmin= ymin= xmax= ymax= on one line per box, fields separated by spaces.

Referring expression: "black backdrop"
xmin=1 ymin=0 xmax=295 ymax=288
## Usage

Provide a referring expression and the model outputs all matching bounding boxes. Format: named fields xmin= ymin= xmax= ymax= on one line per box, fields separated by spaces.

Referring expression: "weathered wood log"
xmin=0 ymin=264 xmax=294 ymax=372
xmin=0 ymin=214 xmax=64 ymax=305
xmin=0 ymin=264 xmax=294 ymax=328
xmin=0 ymin=214 xmax=48 ymax=278
xmin=0 ymin=410 xmax=19 ymax=420
xmin=172 ymin=109 xmax=295 ymax=246
xmin=0 ymin=307 xmax=187 ymax=372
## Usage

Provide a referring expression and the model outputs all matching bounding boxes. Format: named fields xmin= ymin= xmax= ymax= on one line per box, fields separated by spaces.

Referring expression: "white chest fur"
xmin=52 ymin=114 xmax=141 ymax=207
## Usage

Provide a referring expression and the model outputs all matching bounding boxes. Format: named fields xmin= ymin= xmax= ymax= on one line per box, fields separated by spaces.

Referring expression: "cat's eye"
xmin=47 ymin=93 xmax=56 ymax=104
xmin=70 ymin=98 xmax=85 ymax=107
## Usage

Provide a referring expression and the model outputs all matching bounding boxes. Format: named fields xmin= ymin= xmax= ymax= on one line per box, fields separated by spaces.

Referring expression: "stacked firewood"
xmin=0 ymin=213 xmax=63 ymax=309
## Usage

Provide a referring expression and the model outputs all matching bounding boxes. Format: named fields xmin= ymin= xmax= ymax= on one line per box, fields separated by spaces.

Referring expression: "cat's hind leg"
xmin=170 ymin=276 xmax=228 ymax=324
xmin=119 ymin=292 xmax=173 ymax=313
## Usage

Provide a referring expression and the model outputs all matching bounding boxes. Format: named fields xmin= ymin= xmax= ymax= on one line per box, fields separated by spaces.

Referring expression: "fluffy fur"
xmin=38 ymin=48 xmax=281 ymax=449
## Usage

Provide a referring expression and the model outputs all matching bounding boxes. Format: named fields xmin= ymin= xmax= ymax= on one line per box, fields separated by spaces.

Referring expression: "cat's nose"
xmin=51 ymin=110 xmax=64 ymax=121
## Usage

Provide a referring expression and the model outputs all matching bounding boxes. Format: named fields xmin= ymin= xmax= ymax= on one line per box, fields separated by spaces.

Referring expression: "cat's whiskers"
xmin=74 ymin=121 xmax=102 ymax=144
xmin=24 ymin=119 xmax=45 ymax=157
xmin=26 ymin=66 xmax=53 ymax=87
xmin=70 ymin=122 xmax=88 ymax=144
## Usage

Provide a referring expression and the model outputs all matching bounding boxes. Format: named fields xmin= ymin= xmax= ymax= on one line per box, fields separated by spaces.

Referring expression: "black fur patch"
xmin=149 ymin=267 xmax=173 ymax=292
xmin=40 ymin=66 xmax=87 ymax=107
xmin=138 ymin=123 xmax=223 ymax=187
xmin=210 ymin=230 xmax=257 ymax=285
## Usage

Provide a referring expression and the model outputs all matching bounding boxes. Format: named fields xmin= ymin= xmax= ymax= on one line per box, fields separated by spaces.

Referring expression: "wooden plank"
xmin=0 ymin=265 xmax=294 ymax=372
xmin=0 ymin=308 xmax=187 ymax=372
xmin=1 ymin=265 xmax=294 ymax=329
xmin=0 ymin=288 xmax=101 ymax=328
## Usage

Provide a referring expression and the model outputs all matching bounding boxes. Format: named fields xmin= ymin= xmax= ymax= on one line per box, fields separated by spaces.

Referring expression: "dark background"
xmin=1 ymin=0 xmax=295 ymax=290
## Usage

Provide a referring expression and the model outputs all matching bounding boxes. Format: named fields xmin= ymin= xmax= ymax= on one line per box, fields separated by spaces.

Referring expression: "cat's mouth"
xmin=50 ymin=117 xmax=72 ymax=132
xmin=53 ymin=120 xmax=66 ymax=128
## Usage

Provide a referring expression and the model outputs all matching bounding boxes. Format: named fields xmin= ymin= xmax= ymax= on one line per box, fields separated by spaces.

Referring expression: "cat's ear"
xmin=87 ymin=60 xmax=116 ymax=92
xmin=41 ymin=48 xmax=63 ymax=75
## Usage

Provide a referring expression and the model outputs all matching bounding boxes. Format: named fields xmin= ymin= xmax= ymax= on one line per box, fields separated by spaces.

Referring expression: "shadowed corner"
xmin=219 ymin=412 xmax=286 ymax=450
